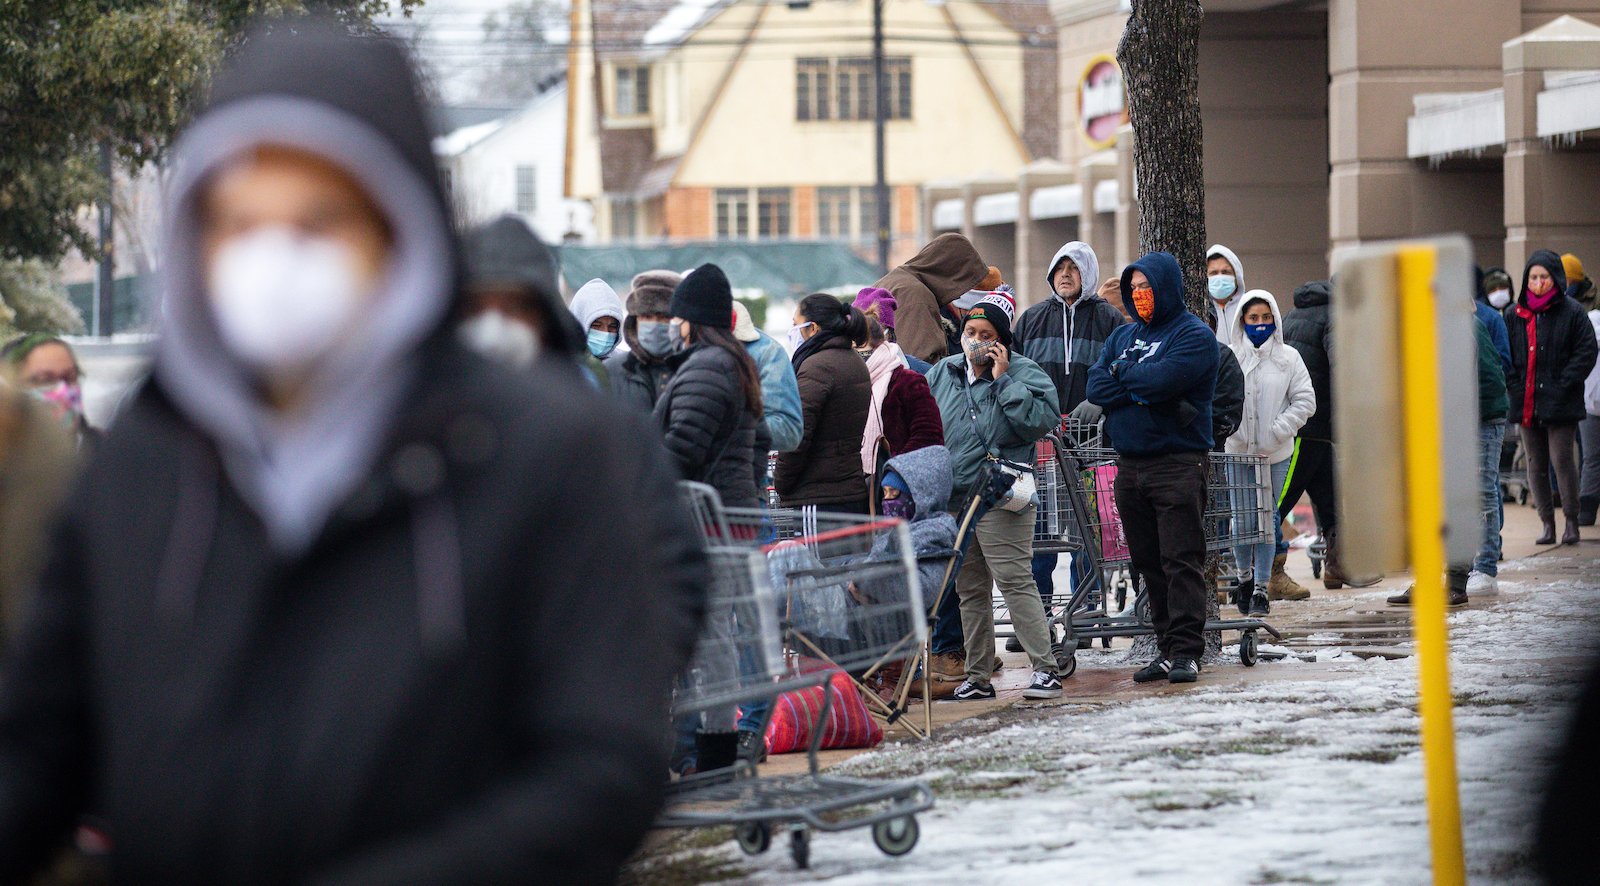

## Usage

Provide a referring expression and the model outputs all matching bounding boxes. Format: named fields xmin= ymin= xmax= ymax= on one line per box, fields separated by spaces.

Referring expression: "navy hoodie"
xmin=1087 ymin=252 xmax=1219 ymax=455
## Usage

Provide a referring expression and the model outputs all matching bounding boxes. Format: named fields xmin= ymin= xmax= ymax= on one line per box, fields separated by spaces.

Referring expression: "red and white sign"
xmin=1078 ymin=56 xmax=1127 ymax=149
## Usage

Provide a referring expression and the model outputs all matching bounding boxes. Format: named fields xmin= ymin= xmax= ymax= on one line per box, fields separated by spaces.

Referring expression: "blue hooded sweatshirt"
xmin=1086 ymin=252 xmax=1219 ymax=456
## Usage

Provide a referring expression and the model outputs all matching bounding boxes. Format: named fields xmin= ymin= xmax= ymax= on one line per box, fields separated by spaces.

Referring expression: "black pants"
xmin=1276 ymin=438 xmax=1337 ymax=534
xmin=1115 ymin=451 xmax=1210 ymax=661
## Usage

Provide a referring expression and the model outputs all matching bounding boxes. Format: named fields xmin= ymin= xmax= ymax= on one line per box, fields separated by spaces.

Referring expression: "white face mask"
xmin=208 ymin=226 xmax=371 ymax=374
xmin=1488 ymin=288 xmax=1511 ymax=309
xmin=459 ymin=310 xmax=540 ymax=368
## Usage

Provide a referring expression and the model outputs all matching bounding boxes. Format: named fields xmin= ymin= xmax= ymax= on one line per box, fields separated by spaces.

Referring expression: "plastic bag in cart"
xmin=766 ymin=541 xmax=850 ymax=640
xmin=1089 ymin=464 xmax=1129 ymax=561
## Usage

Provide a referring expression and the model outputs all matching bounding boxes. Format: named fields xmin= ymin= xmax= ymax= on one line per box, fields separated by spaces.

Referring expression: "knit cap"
xmin=1563 ymin=253 xmax=1586 ymax=284
xmin=964 ymin=291 xmax=1015 ymax=346
xmin=853 ymin=287 xmax=898 ymax=330
xmin=670 ymin=263 xmax=733 ymax=330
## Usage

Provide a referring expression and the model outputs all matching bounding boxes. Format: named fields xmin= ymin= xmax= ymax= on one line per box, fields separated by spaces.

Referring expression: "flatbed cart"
xmin=997 ymin=430 xmax=1287 ymax=675
xmin=658 ymin=483 xmax=934 ymax=869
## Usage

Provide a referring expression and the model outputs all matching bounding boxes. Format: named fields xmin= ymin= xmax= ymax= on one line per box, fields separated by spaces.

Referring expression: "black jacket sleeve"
xmin=1212 ymin=344 xmax=1245 ymax=447
xmin=655 ymin=352 xmax=740 ymax=484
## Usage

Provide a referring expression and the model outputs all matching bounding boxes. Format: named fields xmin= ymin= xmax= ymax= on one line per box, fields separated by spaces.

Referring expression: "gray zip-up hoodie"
xmin=1013 ymin=242 xmax=1126 ymax=414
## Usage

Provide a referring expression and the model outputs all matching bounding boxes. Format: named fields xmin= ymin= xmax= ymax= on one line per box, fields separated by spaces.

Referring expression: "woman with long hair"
xmin=775 ymin=293 xmax=872 ymax=512
xmin=851 ymin=289 xmax=943 ymax=491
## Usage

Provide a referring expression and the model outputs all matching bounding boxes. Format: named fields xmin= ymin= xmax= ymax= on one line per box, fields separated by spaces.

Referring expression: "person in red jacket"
xmin=852 ymin=289 xmax=945 ymax=498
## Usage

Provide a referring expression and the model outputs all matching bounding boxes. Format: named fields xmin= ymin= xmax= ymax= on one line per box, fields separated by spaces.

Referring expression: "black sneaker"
xmin=1133 ymin=658 xmax=1172 ymax=683
xmin=1021 ymin=670 xmax=1063 ymax=699
xmin=952 ymin=680 xmax=996 ymax=701
xmin=1168 ymin=657 xmax=1200 ymax=683
xmin=736 ymin=729 xmax=767 ymax=763
xmin=1233 ymin=579 xmax=1254 ymax=616
xmin=1248 ymin=593 xmax=1269 ymax=617
xmin=1005 ymin=636 xmax=1023 ymax=652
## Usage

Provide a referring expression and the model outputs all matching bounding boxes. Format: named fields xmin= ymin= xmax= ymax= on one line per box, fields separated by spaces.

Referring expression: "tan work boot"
xmin=1267 ymin=553 xmax=1311 ymax=601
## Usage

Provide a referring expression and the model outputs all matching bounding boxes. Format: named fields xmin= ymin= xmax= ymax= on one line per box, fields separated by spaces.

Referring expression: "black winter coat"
xmin=1506 ymin=296 xmax=1598 ymax=427
xmin=607 ymin=347 xmax=675 ymax=413
xmin=653 ymin=343 xmax=765 ymax=508
xmin=1212 ymin=342 xmax=1245 ymax=450
xmin=1282 ymin=281 xmax=1334 ymax=441
xmin=1013 ymin=293 xmax=1127 ymax=415
xmin=0 ymin=347 xmax=708 ymax=886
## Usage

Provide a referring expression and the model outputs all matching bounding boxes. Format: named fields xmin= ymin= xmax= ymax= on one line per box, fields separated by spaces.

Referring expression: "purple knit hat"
xmin=854 ymin=287 xmax=898 ymax=330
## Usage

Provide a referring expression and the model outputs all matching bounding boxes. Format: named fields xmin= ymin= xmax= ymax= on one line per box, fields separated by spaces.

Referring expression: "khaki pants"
xmin=957 ymin=503 xmax=1056 ymax=683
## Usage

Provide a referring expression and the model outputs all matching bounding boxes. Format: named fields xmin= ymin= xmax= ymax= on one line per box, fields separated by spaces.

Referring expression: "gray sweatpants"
xmin=957 ymin=503 xmax=1057 ymax=683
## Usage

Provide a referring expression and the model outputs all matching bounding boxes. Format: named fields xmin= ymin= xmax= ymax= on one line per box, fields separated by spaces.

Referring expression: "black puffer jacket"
xmin=1506 ymin=250 xmax=1599 ymax=427
xmin=1282 ymin=281 xmax=1333 ymax=441
xmin=653 ymin=342 xmax=765 ymax=508
xmin=1212 ymin=342 xmax=1244 ymax=450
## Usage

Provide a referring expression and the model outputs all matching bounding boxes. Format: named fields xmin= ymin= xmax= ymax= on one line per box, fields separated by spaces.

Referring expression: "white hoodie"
xmin=569 ymin=278 xmax=624 ymax=333
xmin=1206 ymin=243 xmax=1246 ymax=346
xmin=1226 ymin=289 xmax=1315 ymax=464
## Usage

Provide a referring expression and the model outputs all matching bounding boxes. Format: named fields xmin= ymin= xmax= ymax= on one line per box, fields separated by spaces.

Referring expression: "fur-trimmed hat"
xmin=627 ymin=269 xmax=681 ymax=317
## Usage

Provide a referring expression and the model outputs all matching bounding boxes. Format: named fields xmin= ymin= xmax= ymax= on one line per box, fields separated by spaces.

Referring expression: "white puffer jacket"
xmin=1585 ymin=309 xmax=1600 ymax=416
xmin=1226 ymin=289 xmax=1316 ymax=464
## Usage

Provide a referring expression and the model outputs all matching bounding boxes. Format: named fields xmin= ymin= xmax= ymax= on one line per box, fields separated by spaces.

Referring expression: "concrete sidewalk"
xmin=754 ymin=495 xmax=1583 ymax=778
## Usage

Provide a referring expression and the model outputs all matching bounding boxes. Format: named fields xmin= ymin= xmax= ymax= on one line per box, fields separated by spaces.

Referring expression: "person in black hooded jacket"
xmin=0 ymin=22 xmax=707 ymax=886
xmin=1506 ymin=249 xmax=1599 ymax=545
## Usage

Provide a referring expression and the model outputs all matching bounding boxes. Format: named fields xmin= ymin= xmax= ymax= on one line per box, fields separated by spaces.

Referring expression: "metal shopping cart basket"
xmin=658 ymin=482 xmax=934 ymax=869
xmin=996 ymin=430 xmax=1287 ymax=674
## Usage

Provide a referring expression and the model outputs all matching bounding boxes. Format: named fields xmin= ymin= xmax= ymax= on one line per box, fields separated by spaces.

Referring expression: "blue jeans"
xmin=1234 ymin=458 xmax=1293 ymax=592
xmin=1475 ymin=422 xmax=1505 ymax=575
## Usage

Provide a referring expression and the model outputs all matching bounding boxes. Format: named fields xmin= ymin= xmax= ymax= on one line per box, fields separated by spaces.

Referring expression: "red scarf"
xmin=1516 ymin=303 xmax=1538 ymax=425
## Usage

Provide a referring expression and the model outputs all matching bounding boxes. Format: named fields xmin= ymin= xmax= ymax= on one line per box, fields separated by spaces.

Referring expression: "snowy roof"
xmin=433 ymin=119 xmax=505 ymax=158
xmin=643 ymin=0 xmax=731 ymax=47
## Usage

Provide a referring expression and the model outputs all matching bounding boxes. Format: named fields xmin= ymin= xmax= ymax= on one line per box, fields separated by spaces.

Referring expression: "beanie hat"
xmin=979 ymin=266 xmax=1004 ymax=291
xmin=853 ymin=287 xmax=898 ymax=330
xmin=964 ymin=291 xmax=1015 ymax=346
xmin=731 ymin=300 xmax=760 ymax=343
xmin=671 ymin=263 xmax=733 ymax=329
xmin=881 ymin=469 xmax=911 ymax=498
xmin=1563 ymin=253 xmax=1586 ymax=283
xmin=627 ymin=269 xmax=680 ymax=317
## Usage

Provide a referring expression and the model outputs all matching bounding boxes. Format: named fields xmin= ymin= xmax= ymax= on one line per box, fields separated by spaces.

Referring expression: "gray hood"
xmin=884 ymin=444 xmax=954 ymax=518
xmin=1045 ymin=241 xmax=1100 ymax=302
xmin=153 ymin=24 xmax=456 ymax=555
xmin=570 ymin=278 xmax=624 ymax=331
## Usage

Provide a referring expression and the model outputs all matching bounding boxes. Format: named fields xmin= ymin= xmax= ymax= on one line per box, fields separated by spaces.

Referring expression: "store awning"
xmin=1538 ymin=70 xmax=1600 ymax=139
xmin=972 ymin=191 xmax=1019 ymax=226
xmin=1407 ymin=90 xmax=1505 ymax=161
xmin=1029 ymin=184 xmax=1083 ymax=220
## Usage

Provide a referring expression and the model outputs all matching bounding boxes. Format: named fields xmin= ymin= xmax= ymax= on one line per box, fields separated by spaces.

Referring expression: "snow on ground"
xmin=637 ymin=554 xmax=1600 ymax=885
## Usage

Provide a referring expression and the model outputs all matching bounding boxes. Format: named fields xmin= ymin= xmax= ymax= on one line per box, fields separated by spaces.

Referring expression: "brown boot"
xmin=1323 ymin=528 xmax=1381 ymax=589
xmin=1267 ymin=553 xmax=1311 ymax=600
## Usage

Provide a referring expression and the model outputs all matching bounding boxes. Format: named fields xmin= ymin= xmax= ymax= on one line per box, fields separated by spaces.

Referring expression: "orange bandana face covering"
xmin=1131 ymin=285 xmax=1155 ymax=322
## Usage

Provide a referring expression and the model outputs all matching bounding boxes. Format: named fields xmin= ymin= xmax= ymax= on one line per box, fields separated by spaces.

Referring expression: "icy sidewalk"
xmin=643 ymin=550 xmax=1600 ymax=885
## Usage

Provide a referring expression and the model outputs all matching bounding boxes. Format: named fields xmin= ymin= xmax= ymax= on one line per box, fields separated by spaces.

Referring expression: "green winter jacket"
xmin=928 ymin=350 xmax=1058 ymax=496
xmin=1475 ymin=318 xmax=1508 ymax=424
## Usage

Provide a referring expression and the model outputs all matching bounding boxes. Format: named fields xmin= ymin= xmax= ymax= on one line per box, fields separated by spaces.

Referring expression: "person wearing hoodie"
xmin=776 ymin=295 xmax=872 ymax=511
xmin=608 ymin=269 xmax=683 ymax=411
xmin=875 ymin=445 xmax=960 ymax=623
xmin=732 ymin=300 xmax=802 ymax=454
xmin=928 ymin=293 xmax=1062 ymax=701
xmin=0 ymin=23 xmax=708 ymax=886
xmin=1013 ymin=241 xmax=1126 ymax=617
xmin=1225 ymin=291 xmax=1315 ymax=617
xmin=1476 ymin=267 xmax=1515 ymax=380
xmin=873 ymin=233 xmax=992 ymax=365
xmin=1206 ymin=244 xmax=1248 ymax=345
xmin=1506 ymin=250 xmax=1599 ymax=546
xmin=460 ymin=215 xmax=590 ymax=380
xmin=852 ymin=288 xmax=944 ymax=483
xmin=1088 ymin=252 xmax=1220 ymax=685
xmin=569 ymin=277 xmax=624 ymax=390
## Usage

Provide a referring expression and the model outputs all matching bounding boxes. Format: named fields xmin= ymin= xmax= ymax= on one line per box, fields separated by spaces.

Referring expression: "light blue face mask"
xmin=587 ymin=329 xmax=620 ymax=359
xmin=636 ymin=320 xmax=674 ymax=358
xmin=1208 ymin=275 xmax=1237 ymax=303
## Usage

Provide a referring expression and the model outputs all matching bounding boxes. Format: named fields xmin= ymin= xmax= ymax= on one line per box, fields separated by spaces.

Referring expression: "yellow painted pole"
xmin=1396 ymin=245 xmax=1466 ymax=886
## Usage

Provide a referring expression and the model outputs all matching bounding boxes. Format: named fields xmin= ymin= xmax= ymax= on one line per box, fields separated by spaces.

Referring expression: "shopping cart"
xmin=658 ymin=482 xmax=935 ymax=870
xmin=1000 ymin=429 xmax=1287 ymax=674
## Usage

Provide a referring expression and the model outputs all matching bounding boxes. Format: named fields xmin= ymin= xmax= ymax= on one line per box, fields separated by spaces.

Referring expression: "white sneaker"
xmin=1466 ymin=571 xmax=1499 ymax=596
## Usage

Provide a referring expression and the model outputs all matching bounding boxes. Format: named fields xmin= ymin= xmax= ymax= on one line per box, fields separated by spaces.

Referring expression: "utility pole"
xmin=872 ymin=0 xmax=889 ymax=274
xmin=95 ymin=140 xmax=115 ymax=338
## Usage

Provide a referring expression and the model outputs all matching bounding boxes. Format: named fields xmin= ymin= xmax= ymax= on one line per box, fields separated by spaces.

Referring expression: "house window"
xmin=859 ymin=187 xmax=883 ymax=240
xmin=611 ymin=199 xmax=637 ymax=241
xmin=816 ymin=187 xmax=850 ymax=238
xmin=797 ymin=58 xmax=911 ymax=121
xmin=715 ymin=188 xmax=750 ymax=239
xmin=515 ymin=165 xmax=536 ymax=214
xmin=615 ymin=65 xmax=650 ymax=116
xmin=757 ymin=188 xmax=791 ymax=238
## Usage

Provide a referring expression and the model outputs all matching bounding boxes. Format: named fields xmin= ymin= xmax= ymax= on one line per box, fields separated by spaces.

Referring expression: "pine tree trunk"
xmin=1116 ymin=0 xmax=1209 ymax=316
xmin=1118 ymin=0 xmax=1222 ymax=660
